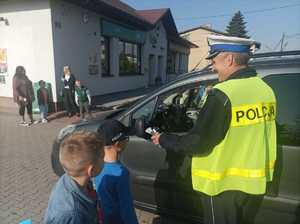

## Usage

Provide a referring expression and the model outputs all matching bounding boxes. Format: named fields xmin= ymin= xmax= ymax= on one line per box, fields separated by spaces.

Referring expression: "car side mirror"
xmin=134 ymin=118 xmax=146 ymax=138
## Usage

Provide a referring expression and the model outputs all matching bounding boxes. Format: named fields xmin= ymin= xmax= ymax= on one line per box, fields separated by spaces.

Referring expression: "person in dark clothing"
xmin=37 ymin=80 xmax=49 ymax=123
xmin=95 ymin=119 xmax=138 ymax=224
xmin=44 ymin=131 xmax=104 ymax=224
xmin=61 ymin=65 xmax=77 ymax=117
xmin=151 ymin=35 xmax=277 ymax=224
xmin=12 ymin=66 xmax=35 ymax=126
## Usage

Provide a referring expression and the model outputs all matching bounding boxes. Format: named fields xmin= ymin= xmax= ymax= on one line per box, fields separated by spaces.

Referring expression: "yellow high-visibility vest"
xmin=192 ymin=76 xmax=277 ymax=196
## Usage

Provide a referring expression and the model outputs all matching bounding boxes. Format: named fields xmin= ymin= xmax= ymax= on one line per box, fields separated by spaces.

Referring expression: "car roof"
xmin=173 ymin=50 xmax=300 ymax=83
xmin=249 ymin=50 xmax=300 ymax=68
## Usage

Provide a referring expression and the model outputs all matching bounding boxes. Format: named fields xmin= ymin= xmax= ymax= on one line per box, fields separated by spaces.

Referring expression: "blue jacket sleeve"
xmin=117 ymin=169 xmax=139 ymax=224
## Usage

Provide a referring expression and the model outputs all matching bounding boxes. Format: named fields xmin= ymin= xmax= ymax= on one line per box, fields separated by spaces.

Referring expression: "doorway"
xmin=156 ymin=56 xmax=164 ymax=85
xmin=148 ymin=54 xmax=156 ymax=86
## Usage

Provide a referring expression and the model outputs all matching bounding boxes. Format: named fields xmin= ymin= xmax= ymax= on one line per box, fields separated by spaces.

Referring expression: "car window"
xmin=150 ymin=83 xmax=212 ymax=133
xmin=263 ymin=73 xmax=300 ymax=147
xmin=131 ymin=97 xmax=157 ymax=124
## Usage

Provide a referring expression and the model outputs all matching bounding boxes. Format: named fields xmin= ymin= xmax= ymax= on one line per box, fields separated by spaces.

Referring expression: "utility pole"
xmin=280 ymin=32 xmax=285 ymax=52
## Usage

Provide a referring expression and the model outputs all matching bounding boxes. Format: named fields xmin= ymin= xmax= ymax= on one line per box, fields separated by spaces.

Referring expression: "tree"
xmin=226 ymin=11 xmax=250 ymax=38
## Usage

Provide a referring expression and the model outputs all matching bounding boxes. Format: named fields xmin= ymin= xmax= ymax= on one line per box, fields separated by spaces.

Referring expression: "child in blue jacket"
xmin=95 ymin=119 xmax=138 ymax=224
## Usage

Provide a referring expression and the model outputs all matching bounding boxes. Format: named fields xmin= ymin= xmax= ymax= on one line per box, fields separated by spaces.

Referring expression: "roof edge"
xmin=136 ymin=8 xmax=169 ymax=25
xmin=136 ymin=8 xmax=169 ymax=12
xmin=168 ymin=35 xmax=198 ymax=48
xmin=180 ymin=25 xmax=228 ymax=36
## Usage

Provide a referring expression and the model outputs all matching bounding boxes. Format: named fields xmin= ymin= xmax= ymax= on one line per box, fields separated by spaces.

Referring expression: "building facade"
xmin=180 ymin=25 xmax=227 ymax=71
xmin=0 ymin=0 xmax=195 ymax=107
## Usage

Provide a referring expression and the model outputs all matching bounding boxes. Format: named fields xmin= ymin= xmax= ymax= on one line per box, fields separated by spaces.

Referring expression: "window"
xmin=167 ymin=51 xmax=176 ymax=74
xmin=131 ymin=98 xmax=157 ymax=124
xmin=101 ymin=36 xmax=110 ymax=76
xmin=263 ymin=73 xmax=300 ymax=146
xmin=129 ymin=81 xmax=215 ymax=134
xmin=178 ymin=54 xmax=187 ymax=74
xmin=119 ymin=40 xmax=141 ymax=75
xmin=151 ymin=85 xmax=200 ymax=133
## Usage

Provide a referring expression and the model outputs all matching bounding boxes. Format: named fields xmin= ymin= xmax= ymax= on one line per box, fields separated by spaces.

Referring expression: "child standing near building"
xmin=44 ymin=131 xmax=104 ymax=224
xmin=75 ymin=80 xmax=92 ymax=121
xmin=37 ymin=80 xmax=49 ymax=123
xmin=95 ymin=119 xmax=138 ymax=224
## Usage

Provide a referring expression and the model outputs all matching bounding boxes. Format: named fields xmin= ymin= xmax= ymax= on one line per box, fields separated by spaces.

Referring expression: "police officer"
xmin=151 ymin=35 xmax=277 ymax=224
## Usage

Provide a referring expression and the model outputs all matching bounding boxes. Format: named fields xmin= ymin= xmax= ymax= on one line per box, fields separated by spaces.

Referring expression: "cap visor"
xmin=206 ymin=51 xmax=220 ymax=60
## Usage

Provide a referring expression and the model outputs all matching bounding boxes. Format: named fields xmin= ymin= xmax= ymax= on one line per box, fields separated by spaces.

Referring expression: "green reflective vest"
xmin=75 ymin=87 xmax=89 ymax=103
xmin=191 ymin=76 xmax=277 ymax=196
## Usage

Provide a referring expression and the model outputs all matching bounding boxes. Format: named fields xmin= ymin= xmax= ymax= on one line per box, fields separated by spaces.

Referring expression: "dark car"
xmin=52 ymin=51 xmax=300 ymax=224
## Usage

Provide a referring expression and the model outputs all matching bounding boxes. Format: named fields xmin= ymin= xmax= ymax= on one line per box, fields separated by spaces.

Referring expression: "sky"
xmin=123 ymin=0 xmax=300 ymax=52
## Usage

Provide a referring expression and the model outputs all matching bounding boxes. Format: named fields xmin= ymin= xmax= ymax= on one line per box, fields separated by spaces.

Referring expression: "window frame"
xmin=151 ymin=84 xmax=202 ymax=133
xmin=101 ymin=35 xmax=111 ymax=77
xmin=263 ymin=73 xmax=300 ymax=147
xmin=167 ymin=51 xmax=176 ymax=74
xmin=119 ymin=39 xmax=142 ymax=76
xmin=126 ymin=80 xmax=216 ymax=133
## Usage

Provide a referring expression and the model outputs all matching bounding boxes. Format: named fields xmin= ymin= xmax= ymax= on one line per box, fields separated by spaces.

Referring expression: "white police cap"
xmin=206 ymin=35 xmax=260 ymax=59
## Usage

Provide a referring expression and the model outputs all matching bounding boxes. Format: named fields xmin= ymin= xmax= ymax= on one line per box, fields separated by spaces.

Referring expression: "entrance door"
xmin=148 ymin=54 xmax=156 ymax=86
xmin=157 ymin=56 xmax=164 ymax=85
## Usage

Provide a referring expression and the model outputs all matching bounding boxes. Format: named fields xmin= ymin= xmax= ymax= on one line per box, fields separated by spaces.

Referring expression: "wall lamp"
xmin=0 ymin=17 xmax=9 ymax=26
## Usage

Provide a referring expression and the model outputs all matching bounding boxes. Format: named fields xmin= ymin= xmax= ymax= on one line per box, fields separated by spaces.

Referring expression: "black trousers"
xmin=19 ymin=101 xmax=32 ymax=116
xmin=63 ymin=88 xmax=77 ymax=114
xmin=199 ymin=191 xmax=263 ymax=224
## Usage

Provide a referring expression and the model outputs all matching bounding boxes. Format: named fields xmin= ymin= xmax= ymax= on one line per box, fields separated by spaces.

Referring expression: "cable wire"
xmin=175 ymin=3 xmax=300 ymax=20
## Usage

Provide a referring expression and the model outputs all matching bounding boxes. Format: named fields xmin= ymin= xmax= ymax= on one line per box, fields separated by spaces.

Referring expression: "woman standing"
xmin=12 ymin=66 xmax=35 ymax=125
xmin=61 ymin=65 xmax=77 ymax=117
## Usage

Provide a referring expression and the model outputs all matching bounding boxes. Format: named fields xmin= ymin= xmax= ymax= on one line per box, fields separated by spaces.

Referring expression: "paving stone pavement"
xmin=0 ymin=109 xmax=65 ymax=224
xmin=0 ymin=108 xmax=187 ymax=224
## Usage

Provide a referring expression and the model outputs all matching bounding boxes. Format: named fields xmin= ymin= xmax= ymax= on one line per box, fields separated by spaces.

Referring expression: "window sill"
xmin=119 ymin=73 xmax=144 ymax=76
xmin=101 ymin=74 xmax=114 ymax=78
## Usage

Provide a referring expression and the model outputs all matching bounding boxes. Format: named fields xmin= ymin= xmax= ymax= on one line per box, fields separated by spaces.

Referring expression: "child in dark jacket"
xmin=95 ymin=119 xmax=138 ymax=224
xmin=37 ymin=80 xmax=49 ymax=123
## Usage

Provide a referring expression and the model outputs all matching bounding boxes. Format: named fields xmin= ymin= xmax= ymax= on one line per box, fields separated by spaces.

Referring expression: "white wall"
xmin=0 ymin=0 xmax=55 ymax=99
xmin=51 ymin=0 xmax=149 ymax=98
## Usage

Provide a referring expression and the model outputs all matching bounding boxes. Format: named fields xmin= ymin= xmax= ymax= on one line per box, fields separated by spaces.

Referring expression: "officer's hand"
xmin=151 ymin=133 xmax=161 ymax=145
